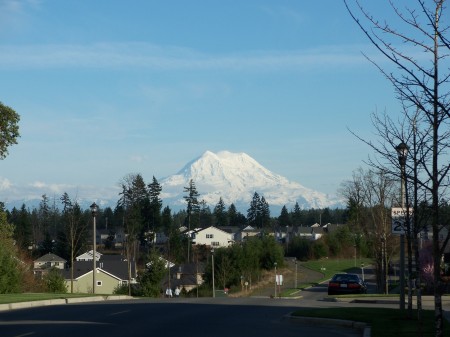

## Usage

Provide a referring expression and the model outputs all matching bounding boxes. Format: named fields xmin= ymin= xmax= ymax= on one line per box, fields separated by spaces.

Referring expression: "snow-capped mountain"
xmin=1 ymin=150 xmax=343 ymax=212
xmin=160 ymin=150 xmax=343 ymax=212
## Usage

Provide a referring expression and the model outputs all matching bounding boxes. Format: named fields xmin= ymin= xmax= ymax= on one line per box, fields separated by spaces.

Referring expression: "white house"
xmin=76 ymin=250 xmax=102 ymax=261
xmin=192 ymin=226 xmax=234 ymax=247
xmin=33 ymin=253 xmax=67 ymax=278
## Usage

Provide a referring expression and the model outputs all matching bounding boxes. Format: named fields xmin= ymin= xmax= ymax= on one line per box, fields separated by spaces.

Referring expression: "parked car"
xmin=327 ymin=273 xmax=367 ymax=295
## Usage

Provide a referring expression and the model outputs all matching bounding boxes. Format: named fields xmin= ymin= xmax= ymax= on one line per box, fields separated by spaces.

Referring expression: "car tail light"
xmin=348 ymin=283 xmax=360 ymax=289
xmin=328 ymin=282 xmax=339 ymax=288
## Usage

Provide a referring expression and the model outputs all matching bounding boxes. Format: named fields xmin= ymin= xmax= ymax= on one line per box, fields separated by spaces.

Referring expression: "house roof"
xmin=162 ymin=262 xmax=206 ymax=289
xmin=35 ymin=253 xmax=66 ymax=263
xmin=216 ymin=226 xmax=240 ymax=234
xmin=76 ymin=250 xmax=102 ymax=261
xmin=194 ymin=225 xmax=234 ymax=237
xmin=170 ymin=262 xmax=205 ymax=275
xmin=62 ymin=259 xmax=136 ymax=281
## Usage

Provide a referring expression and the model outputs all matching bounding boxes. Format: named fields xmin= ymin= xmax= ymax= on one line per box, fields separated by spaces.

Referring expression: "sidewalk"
xmin=332 ymin=295 xmax=450 ymax=322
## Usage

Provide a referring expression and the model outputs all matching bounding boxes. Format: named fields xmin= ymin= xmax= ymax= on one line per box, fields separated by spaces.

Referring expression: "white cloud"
xmin=0 ymin=177 xmax=13 ymax=190
xmin=0 ymin=0 xmax=42 ymax=32
xmin=260 ymin=5 xmax=305 ymax=24
xmin=130 ymin=155 xmax=145 ymax=163
xmin=0 ymin=42 xmax=373 ymax=71
xmin=0 ymin=179 xmax=121 ymax=208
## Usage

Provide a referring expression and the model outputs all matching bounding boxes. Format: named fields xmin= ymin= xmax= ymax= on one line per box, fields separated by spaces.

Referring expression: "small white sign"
xmin=276 ymin=274 xmax=283 ymax=286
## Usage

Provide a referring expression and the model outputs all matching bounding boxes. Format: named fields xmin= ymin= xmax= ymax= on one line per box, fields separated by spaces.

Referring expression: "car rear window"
xmin=332 ymin=274 xmax=359 ymax=282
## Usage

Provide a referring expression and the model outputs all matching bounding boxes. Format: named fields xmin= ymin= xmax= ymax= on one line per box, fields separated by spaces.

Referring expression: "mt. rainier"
xmin=160 ymin=151 xmax=342 ymax=212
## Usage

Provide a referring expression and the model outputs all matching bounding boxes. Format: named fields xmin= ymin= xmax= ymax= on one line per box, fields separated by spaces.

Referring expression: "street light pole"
xmin=396 ymin=142 xmax=408 ymax=311
xmin=274 ymin=262 xmax=277 ymax=298
xmin=211 ymin=248 xmax=215 ymax=298
xmin=294 ymin=259 xmax=298 ymax=289
xmin=90 ymin=202 xmax=98 ymax=294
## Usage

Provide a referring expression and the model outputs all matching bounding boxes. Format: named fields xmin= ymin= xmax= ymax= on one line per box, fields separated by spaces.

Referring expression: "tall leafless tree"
xmin=344 ymin=1 xmax=450 ymax=335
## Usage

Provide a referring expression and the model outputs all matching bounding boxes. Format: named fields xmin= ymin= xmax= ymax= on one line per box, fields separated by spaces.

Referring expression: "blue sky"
xmin=0 ymin=0 xmax=404 ymax=206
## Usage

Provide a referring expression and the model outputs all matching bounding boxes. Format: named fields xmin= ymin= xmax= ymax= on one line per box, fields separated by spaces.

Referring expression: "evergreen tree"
xmin=39 ymin=194 xmax=51 ymax=235
xmin=40 ymin=231 xmax=54 ymax=254
xmin=227 ymin=204 xmax=239 ymax=227
xmin=139 ymin=249 xmax=166 ymax=297
xmin=118 ymin=173 xmax=148 ymax=295
xmin=214 ymin=197 xmax=227 ymax=227
xmin=0 ymin=210 xmax=21 ymax=293
xmin=199 ymin=200 xmax=212 ymax=228
xmin=183 ymin=179 xmax=200 ymax=226
xmin=183 ymin=179 xmax=200 ymax=263
xmin=43 ymin=267 xmax=67 ymax=293
xmin=148 ymin=176 xmax=163 ymax=230
xmin=291 ymin=202 xmax=302 ymax=227
xmin=247 ymin=192 xmax=261 ymax=227
xmin=12 ymin=204 xmax=32 ymax=249
xmin=58 ymin=193 xmax=88 ymax=293
xmin=278 ymin=205 xmax=291 ymax=227
xmin=161 ymin=206 xmax=173 ymax=234
xmin=260 ymin=196 xmax=270 ymax=228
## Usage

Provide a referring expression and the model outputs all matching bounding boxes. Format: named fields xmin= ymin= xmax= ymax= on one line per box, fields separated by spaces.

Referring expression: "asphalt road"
xmin=0 ymin=297 xmax=362 ymax=337
xmin=0 ymin=264 xmax=382 ymax=337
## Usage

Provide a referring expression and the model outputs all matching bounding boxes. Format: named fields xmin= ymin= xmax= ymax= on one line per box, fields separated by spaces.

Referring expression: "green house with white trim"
xmin=63 ymin=256 xmax=137 ymax=294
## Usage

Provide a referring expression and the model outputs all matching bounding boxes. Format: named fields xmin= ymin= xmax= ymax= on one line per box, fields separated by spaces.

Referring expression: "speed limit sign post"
xmin=391 ymin=207 xmax=413 ymax=235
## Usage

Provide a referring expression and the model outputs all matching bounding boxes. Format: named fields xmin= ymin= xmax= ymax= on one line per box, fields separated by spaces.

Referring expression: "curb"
xmin=0 ymin=295 xmax=134 ymax=312
xmin=288 ymin=315 xmax=371 ymax=337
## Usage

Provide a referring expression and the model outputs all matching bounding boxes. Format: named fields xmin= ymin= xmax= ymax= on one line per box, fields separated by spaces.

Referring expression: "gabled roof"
xmin=62 ymin=259 xmax=135 ymax=281
xmin=35 ymin=253 xmax=66 ymax=263
xmin=76 ymin=250 xmax=102 ymax=261
xmin=162 ymin=263 xmax=206 ymax=289
xmin=217 ymin=226 xmax=240 ymax=234
xmin=170 ymin=262 xmax=205 ymax=275
xmin=146 ymin=257 xmax=175 ymax=269
xmin=195 ymin=225 xmax=234 ymax=236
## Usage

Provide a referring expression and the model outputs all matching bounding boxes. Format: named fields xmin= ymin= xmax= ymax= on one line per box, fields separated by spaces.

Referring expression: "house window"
xmin=206 ymin=234 xmax=214 ymax=239
xmin=96 ymin=281 xmax=102 ymax=287
xmin=212 ymin=242 xmax=219 ymax=246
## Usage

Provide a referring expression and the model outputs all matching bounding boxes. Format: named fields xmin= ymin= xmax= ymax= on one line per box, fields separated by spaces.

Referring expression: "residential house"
xmin=63 ymin=255 xmax=137 ymax=294
xmin=146 ymin=257 xmax=175 ymax=269
xmin=154 ymin=232 xmax=169 ymax=245
xmin=296 ymin=225 xmax=324 ymax=240
xmin=88 ymin=229 xmax=126 ymax=249
xmin=192 ymin=226 xmax=234 ymax=247
xmin=76 ymin=250 xmax=102 ymax=261
xmin=162 ymin=262 xmax=205 ymax=293
xmin=235 ymin=225 xmax=261 ymax=242
xmin=33 ymin=253 xmax=67 ymax=278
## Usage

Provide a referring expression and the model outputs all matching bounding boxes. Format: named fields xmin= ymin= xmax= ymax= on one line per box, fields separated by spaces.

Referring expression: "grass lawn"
xmin=302 ymin=258 xmax=373 ymax=281
xmin=293 ymin=307 xmax=450 ymax=337
xmin=0 ymin=293 xmax=104 ymax=304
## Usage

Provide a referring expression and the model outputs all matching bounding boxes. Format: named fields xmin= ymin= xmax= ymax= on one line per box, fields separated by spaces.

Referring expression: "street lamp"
xmin=274 ymin=262 xmax=277 ymax=298
xmin=211 ymin=248 xmax=215 ymax=298
xmin=396 ymin=142 xmax=408 ymax=311
xmin=294 ymin=258 xmax=298 ymax=289
xmin=90 ymin=202 xmax=98 ymax=294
